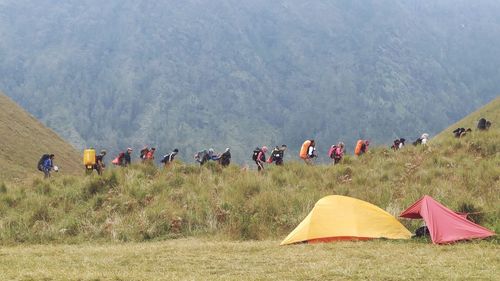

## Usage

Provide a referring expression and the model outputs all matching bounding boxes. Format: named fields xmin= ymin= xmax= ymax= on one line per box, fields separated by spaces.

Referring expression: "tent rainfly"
xmin=400 ymin=195 xmax=495 ymax=244
xmin=281 ymin=195 xmax=411 ymax=245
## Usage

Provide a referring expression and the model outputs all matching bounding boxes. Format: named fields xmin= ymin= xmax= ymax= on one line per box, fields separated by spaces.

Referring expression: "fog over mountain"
xmin=1 ymin=0 xmax=499 ymax=162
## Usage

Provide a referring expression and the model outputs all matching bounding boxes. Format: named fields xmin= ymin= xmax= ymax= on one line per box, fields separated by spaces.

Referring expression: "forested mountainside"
xmin=1 ymin=0 xmax=499 ymax=162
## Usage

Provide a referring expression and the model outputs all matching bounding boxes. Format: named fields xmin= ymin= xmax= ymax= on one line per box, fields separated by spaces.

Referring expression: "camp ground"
xmin=281 ymin=195 xmax=494 ymax=246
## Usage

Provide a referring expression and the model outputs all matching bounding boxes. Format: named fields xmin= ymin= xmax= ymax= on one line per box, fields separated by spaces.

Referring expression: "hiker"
xmin=111 ymin=152 xmax=125 ymax=166
xmin=194 ymin=149 xmax=217 ymax=165
xmin=412 ymin=134 xmax=429 ymax=146
xmin=391 ymin=138 xmax=405 ymax=151
xmin=124 ymin=148 xmax=132 ymax=166
xmin=160 ymin=148 xmax=179 ymax=167
xmin=477 ymin=118 xmax=487 ymax=130
xmin=268 ymin=145 xmax=287 ymax=165
xmin=354 ymin=140 xmax=369 ymax=156
xmin=328 ymin=142 xmax=344 ymax=164
xmin=478 ymin=118 xmax=492 ymax=131
xmin=253 ymin=146 xmax=268 ymax=171
xmin=38 ymin=154 xmax=55 ymax=178
xmin=145 ymin=147 xmax=156 ymax=162
xmin=299 ymin=140 xmax=316 ymax=164
xmin=140 ymin=147 xmax=149 ymax=162
xmin=453 ymin=128 xmax=472 ymax=138
xmin=421 ymin=133 xmax=429 ymax=145
xmin=217 ymin=148 xmax=231 ymax=167
xmin=94 ymin=150 xmax=106 ymax=175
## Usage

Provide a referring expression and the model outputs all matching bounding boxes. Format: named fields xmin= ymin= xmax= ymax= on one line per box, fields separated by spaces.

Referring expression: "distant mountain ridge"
xmin=1 ymin=0 xmax=500 ymax=162
xmin=0 ymin=93 xmax=81 ymax=180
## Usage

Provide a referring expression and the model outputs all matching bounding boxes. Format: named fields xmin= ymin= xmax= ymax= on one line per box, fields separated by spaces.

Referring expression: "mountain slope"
xmin=1 ymin=1 xmax=500 ymax=161
xmin=435 ymin=96 xmax=500 ymax=141
xmin=0 ymin=97 xmax=497 ymax=243
xmin=0 ymin=93 xmax=81 ymax=180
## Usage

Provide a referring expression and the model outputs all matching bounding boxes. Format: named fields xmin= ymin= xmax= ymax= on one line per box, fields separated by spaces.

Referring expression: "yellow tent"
xmin=281 ymin=195 xmax=411 ymax=245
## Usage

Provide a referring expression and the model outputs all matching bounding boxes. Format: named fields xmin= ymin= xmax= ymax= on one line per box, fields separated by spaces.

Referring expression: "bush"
xmin=457 ymin=202 xmax=484 ymax=225
xmin=30 ymin=205 xmax=51 ymax=225
xmin=0 ymin=182 xmax=7 ymax=193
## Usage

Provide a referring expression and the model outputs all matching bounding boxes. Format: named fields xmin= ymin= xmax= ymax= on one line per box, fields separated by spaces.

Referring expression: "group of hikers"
xmin=38 ymin=118 xmax=493 ymax=177
xmin=194 ymin=148 xmax=232 ymax=166
xmin=110 ymin=147 xmax=180 ymax=168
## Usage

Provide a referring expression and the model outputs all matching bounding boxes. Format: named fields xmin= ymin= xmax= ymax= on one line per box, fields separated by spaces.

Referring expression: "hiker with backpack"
xmin=161 ymin=148 xmax=179 ymax=167
xmin=122 ymin=148 xmax=132 ymax=166
xmin=453 ymin=128 xmax=472 ymax=138
xmin=140 ymin=147 xmax=149 ymax=162
xmin=299 ymin=140 xmax=316 ymax=165
xmin=354 ymin=140 xmax=369 ymax=156
xmin=38 ymin=154 xmax=56 ymax=178
xmin=328 ymin=142 xmax=344 ymax=165
xmin=111 ymin=152 xmax=125 ymax=166
xmin=391 ymin=139 xmax=400 ymax=151
xmin=268 ymin=145 xmax=287 ymax=166
xmin=413 ymin=133 xmax=429 ymax=146
xmin=253 ymin=146 xmax=268 ymax=171
xmin=194 ymin=148 xmax=217 ymax=165
xmin=145 ymin=147 xmax=156 ymax=163
xmin=94 ymin=150 xmax=107 ymax=175
xmin=391 ymin=138 xmax=406 ymax=151
xmin=477 ymin=118 xmax=492 ymax=131
xmin=218 ymin=148 xmax=231 ymax=167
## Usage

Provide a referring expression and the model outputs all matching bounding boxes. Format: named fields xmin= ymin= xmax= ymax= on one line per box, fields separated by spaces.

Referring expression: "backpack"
xmin=252 ymin=147 xmax=261 ymax=161
xmin=271 ymin=149 xmax=282 ymax=161
xmin=477 ymin=118 xmax=487 ymax=130
xmin=354 ymin=140 xmax=363 ymax=155
xmin=220 ymin=152 xmax=231 ymax=166
xmin=415 ymin=226 xmax=430 ymax=237
xmin=112 ymin=152 xmax=125 ymax=165
xmin=140 ymin=148 xmax=149 ymax=159
xmin=328 ymin=146 xmax=337 ymax=159
xmin=37 ymin=154 xmax=50 ymax=171
xmin=299 ymin=140 xmax=311 ymax=159
xmin=160 ymin=154 xmax=170 ymax=163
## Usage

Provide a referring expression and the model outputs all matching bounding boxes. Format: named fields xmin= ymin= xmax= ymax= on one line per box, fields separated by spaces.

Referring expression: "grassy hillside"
xmin=0 ymin=93 xmax=81 ymax=181
xmin=0 ymin=98 xmax=498 ymax=244
xmin=435 ymin=96 xmax=500 ymax=140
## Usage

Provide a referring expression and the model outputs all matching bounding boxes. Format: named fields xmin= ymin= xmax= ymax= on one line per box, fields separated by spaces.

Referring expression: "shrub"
xmin=30 ymin=205 xmax=51 ymax=225
xmin=457 ymin=202 xmax=484 ymax=225
xmin=0 ymin=182 xmax=7 ymax=193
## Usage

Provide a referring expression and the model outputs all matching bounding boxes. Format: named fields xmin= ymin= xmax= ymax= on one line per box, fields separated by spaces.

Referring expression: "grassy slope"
xmin=0 ymin=239 xmax=498 ymax=281
xmin=0 ymin=99 xmax=498 ymax=280
xmin=0 ymin=93 xmax=81 ymax=181
xmin=0 ymin=97 xmax=498 ymax=245
xmin=435 ymin=96 xmax=500 ymax=140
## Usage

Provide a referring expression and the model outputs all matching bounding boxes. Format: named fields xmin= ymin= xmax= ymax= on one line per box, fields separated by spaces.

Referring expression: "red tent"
xmin=400 ymin=195 xmax=495 ymax=244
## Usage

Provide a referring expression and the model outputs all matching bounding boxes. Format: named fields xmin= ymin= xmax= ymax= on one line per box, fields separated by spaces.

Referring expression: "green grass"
xmin=0 ymin=98 xmax=498 ymax=244
xmin=0 ymin=239 xmax=498 ymax=280
xmin=0 ymin=93 xmax=81 ymax=181
xmin=0 ymin=136 xmax=497 ymax=244
xmin=0 ymin=89 xmax=498 ymax=280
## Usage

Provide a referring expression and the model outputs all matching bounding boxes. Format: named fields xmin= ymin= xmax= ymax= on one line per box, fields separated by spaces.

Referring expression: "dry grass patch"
xmin=0 ymin=239 xmax=498 ymax=281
